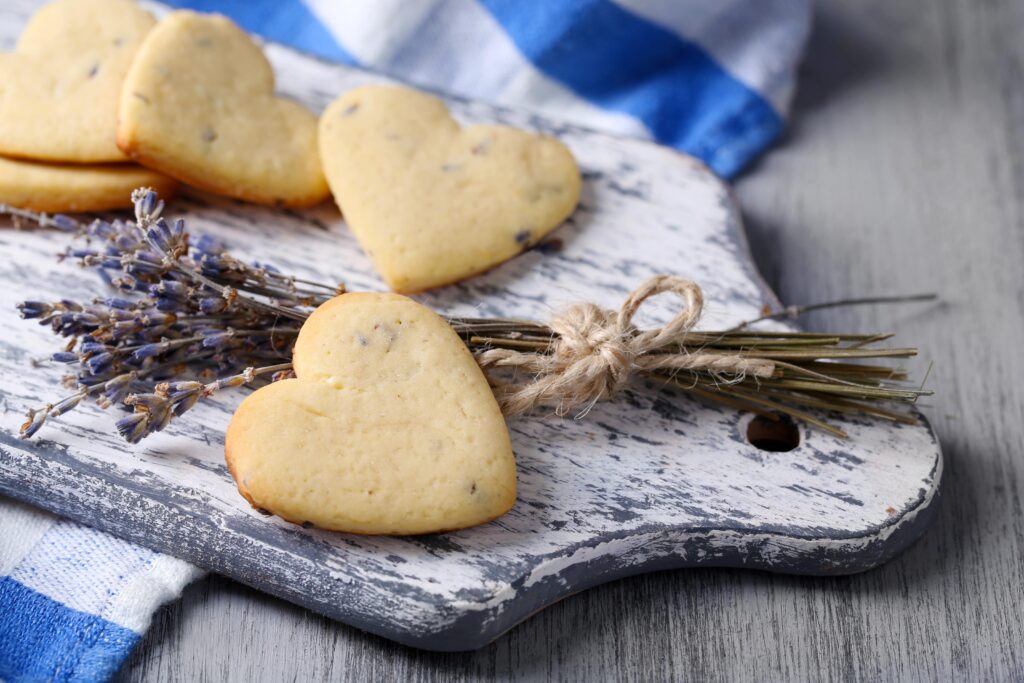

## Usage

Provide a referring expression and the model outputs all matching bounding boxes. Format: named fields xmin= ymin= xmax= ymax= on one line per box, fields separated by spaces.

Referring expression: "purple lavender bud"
xmin=49 ymin=392 xmax=85 ymax=417
xmin=73 ymin=311 xmax=102 ymax=327
xmin=151 ymin=280 xmax=188 ymax=300
xmin=123 ymin=257 xmax=162 ymax=276
xmin=104 ymin=374 xmax=135 ymax=404
xmin=193 ymin=234 xmax=224 ymax=255
xmin=153 ymin=297 xmax=177 ymax=312
xmin=83 ymin=254 xmax=122 ymax=269
xmin=104 ymin=297 xmax=135 ymax=310
xmin=127 ymin=391 xmax=173 ymax=433
xmin=56 ymin=312 xmax=89 ymax=335
xmin=112 ymin=275 xmax=139 ymax=293
xmin=151 ymin=296 xmax=174 ymax=313
xmin=152 ymin=406 xmax=174 ymax=433
xmin=200 ymin=330 xmax=233 ymax=349
xmin=17 ymin=301 xmax=51 ymax=319
xmin=168 ymin=381 xmax=203 ymax=416
xmin=77 ymin=371 xmax=110 ymax=387
xmin=198 ymin=255 xmax=224 ymax=277
xmin=156 ymin=216 xmax=173 ymax=237
xmin=127 ymin=392 xmax=166 ymax=411
xmin=116 ymin=412 xmax=149 ymax=443
xmin=110 ymin=321 xmax=141 ymax=339
xmin=145 ymin=219 xmax=172 ymax=250
xmin=51 ymin=351 xmax=78 ymax=363
xmin=113 ymin=234 xmax=140 ymax=252
xmin=80 ymin=340 xmax=108 ymax=355
xmin=171 ymin=394 xmax=201 ymax=417
xmin=137 ymin=190 xmax=159 ymax=218
xmin=199 ymin=297 xmax=226 ymax=314
xmin=140 ymin=309 xmax=174 ymax=325
xmin=131 ymin=343 xmax=165 ymax=362
xmin=20 ymin=409 xmax=48 ymax=439
xmin=51 ymin=214 xmax=78 ymax=232
xmin=86 ymin=219 xmax=115 ymax=239
xmin=84 ymin=303 xmax=113 ymax=319
xmin=86 ymin=352 xmax=113 ymax=374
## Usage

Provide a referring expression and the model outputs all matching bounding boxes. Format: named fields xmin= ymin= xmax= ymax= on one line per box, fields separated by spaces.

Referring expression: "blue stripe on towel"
xmin=160 ymin=0 xmax=357 ymax=65
xmin=477 ymin=0 xmax=783 ymax=177
xmin=0 ymin=577 xmax=139 ymax=683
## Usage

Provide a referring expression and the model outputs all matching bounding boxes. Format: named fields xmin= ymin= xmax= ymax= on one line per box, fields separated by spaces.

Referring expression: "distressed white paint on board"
xmin=0 ymin=27 xmax=941 ymax=650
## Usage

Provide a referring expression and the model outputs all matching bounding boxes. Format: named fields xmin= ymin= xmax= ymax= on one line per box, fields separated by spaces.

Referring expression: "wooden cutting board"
xmin=0 ymin=15 xmax=941 ymax=652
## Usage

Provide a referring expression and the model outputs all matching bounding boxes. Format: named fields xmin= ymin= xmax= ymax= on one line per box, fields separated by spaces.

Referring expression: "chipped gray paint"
xmin=0 ymin=37 xmax=941 ymax=651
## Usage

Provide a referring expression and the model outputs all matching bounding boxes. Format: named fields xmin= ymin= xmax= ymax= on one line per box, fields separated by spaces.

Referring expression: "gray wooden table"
xmin=102 ymin=0 xmax=1020 ymax=679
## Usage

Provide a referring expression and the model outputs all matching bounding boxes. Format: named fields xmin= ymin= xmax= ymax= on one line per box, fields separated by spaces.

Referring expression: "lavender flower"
xmin=10 ymin=190 xmax=336 ymax=442
xmin=117 ymin=366 xmax=286 ymax=443
xmin=8 ymin=190 xmax=932 ymax=443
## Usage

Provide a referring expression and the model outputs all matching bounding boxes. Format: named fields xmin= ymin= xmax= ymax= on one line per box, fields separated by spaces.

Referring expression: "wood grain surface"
xmin=7 ymin=0 xmax=1024 ymax=678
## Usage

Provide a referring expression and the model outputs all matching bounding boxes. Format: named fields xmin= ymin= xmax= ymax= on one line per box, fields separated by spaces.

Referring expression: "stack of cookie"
xmin=0 ymin=0 xmax=328 ymax=212
xmin=1 ymin=0 xmax=580 ymax=293
xmin=0 ymin=0 xmax=177 ymax=211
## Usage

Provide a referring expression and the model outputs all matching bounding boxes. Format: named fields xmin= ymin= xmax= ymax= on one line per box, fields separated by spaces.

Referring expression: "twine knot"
xmin=476 ymin=275 xmax=775 ymax=417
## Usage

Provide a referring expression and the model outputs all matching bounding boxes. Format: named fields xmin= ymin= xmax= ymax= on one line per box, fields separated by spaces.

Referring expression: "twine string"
xmin=476 ymin=275 xmax=776 ymax=417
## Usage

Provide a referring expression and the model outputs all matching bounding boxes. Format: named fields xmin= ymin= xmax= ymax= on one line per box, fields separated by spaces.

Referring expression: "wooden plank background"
xmin=14 ymin=0 xmax=1023 ymax=679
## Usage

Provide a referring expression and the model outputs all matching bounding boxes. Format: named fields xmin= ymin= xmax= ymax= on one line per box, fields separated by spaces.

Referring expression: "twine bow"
xmin=476 ymin=275 xmax=776 ymax=417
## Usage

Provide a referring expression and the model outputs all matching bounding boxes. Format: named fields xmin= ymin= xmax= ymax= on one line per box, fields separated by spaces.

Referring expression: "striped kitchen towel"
xmin=162 ymin=0 xmax=812 ymax=179
xmin=0 ymin=496 xmax=202 ymax=682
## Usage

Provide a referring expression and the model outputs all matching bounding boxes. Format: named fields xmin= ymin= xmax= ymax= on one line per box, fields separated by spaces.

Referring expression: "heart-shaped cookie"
xmin=117 ymin=11 xmax=329 ymax=207
xmin=0 ymin=0 xmax=156 ymax=163
xmin=319 ymin=85 xmax=581 ymax=292
xmin=0 ymin=155 xmax=176 ymax=213
xmin=225 ymin=292 xmax=517 ymax=535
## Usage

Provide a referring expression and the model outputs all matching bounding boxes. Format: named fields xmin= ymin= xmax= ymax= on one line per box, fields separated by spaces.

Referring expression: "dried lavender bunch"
xmin=12 ymin=190 xmax=336 ymax=442
xmin=9 ymin=190 xmax=932 ymax=443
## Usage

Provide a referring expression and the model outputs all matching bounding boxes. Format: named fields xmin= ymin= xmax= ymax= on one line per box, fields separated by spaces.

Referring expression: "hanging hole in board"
xmin=746 ymin=414 xmax=800 ymax=452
